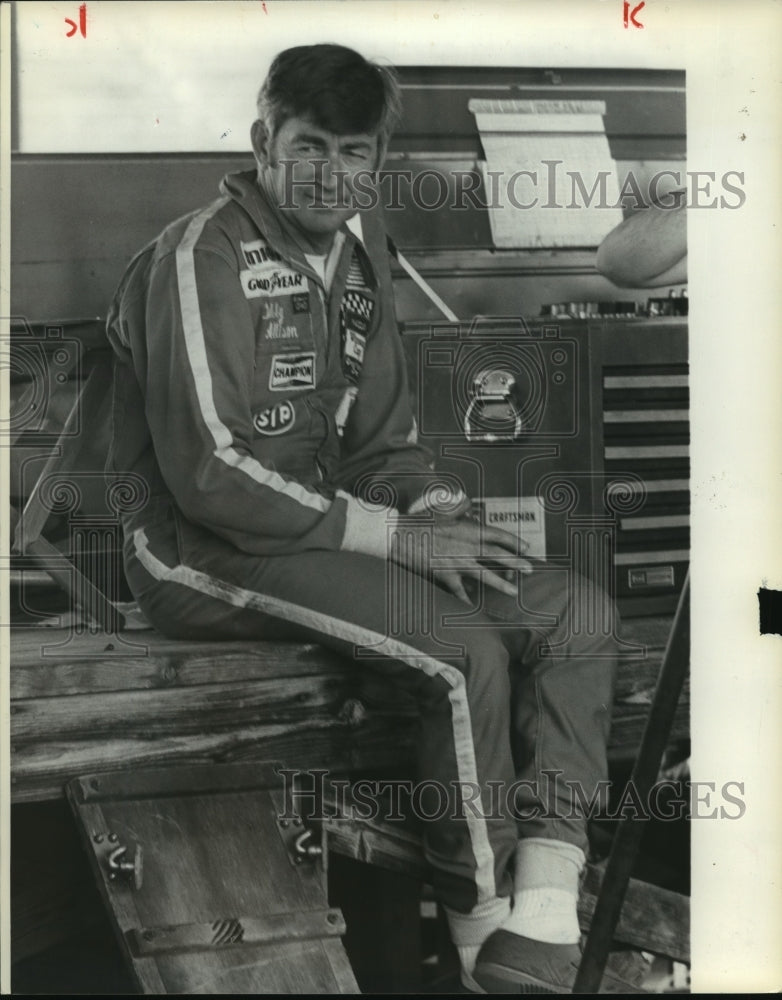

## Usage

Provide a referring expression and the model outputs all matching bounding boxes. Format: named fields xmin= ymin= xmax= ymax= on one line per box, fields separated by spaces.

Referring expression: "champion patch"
xmin=269 ymin=352 xmax=316 ymax=390
xmin=253 ymin=400 xmax=296 ymax=436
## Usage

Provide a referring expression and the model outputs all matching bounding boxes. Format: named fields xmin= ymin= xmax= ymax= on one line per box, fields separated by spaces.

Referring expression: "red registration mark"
xmin=623 ymin=0 xmax=645 ymax=29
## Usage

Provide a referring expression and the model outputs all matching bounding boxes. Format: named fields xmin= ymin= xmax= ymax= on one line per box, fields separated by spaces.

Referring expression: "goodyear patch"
xmin=241 ymin=267 xmax=306 ymax=299
xmin=269 ymin=352 xmax=316 ymax=391
xmin=253 ymin=400 xmax=296 ymax=436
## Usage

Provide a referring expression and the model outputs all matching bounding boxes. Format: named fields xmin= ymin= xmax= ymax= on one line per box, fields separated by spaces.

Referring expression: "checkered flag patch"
xmin=343 ymin=290 xmax=373 ymax=321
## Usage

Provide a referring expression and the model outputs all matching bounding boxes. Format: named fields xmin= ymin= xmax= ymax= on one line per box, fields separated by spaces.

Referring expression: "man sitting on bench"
xmin=106 ymin=43 xmax=621 ymax=993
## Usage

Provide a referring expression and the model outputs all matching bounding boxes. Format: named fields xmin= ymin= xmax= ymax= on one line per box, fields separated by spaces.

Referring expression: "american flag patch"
xmin=345 ymin=259 xmax=365 ymax=289
xmin=345 ymin=248 xmax=374 ymax=290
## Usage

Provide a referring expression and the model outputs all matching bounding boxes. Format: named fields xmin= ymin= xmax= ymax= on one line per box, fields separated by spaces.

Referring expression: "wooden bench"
xmin=10 ymin=616 xmax=688 ymax=805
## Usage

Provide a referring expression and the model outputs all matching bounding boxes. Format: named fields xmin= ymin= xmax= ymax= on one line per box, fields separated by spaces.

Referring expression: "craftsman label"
xmin=481 ymin=496 xmax=547 ymax=559
xmin=269 ymin=352 xmax=316 ymax=391
xmin=253 ymin=401 xmax=296 ymax=436
xmin=628 ymin=566 xmax=676 ymax=589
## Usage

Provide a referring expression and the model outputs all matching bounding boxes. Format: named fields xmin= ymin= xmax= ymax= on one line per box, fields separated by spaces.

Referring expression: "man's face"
xmin=253 ymin=114 xmax=380 ymax=249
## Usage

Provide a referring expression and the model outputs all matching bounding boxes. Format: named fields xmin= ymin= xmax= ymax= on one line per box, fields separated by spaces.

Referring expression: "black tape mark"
xmin=758 ymin=587 xmax=782 ymax=636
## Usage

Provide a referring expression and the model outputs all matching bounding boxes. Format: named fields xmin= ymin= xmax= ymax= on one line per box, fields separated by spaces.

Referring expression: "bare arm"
xmin=596 ymin=194 xmax=687 ymax=289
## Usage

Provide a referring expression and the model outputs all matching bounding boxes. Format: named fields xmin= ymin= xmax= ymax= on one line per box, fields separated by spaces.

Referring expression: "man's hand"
xmin=389 ymin=514 xmax=532 ymax=604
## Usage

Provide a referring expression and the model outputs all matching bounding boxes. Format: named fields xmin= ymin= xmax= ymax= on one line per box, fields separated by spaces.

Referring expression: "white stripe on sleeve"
xmin=174 ymin=203 xmax=330 ymax=513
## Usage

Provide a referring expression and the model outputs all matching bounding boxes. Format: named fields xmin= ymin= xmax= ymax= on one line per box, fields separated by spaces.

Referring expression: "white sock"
xmin=456 ymin=944 xmax=483 ymax=983
xmin=503 ymin=886 xmax=581 ymax=943
xmin=502 ymin=838 xmax=585 ymax=945
xmin=445 ymin=895 xmax=511 ymax=976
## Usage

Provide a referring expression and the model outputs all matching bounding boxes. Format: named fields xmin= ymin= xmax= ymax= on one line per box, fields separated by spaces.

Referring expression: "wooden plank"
xmin=11 ymin=716 xmax=419 ymax=803
xmin=10 ymin=640 xmax=665 ymax=701
xmin=68 ymin=800 xmax=168 ymax=994
xmin=10 ymin=654 xmax=687 ymax=747
xmin=10 ymin=628 xmax=341 ymax=664
xmin=14 ymin=354 xmax=114 ymax=552
xmin=580 ymin=865 xmax=690 ymax=967
xmin=323 ymin=937 xmax=368 ymax=995
xmin=10 ymin=632 xmax=347 ymax=695
xmin=126 ymin=909 xmax=345 ymax=957
xmin=20 ymin=535 xmax=123 ymax=635
xmin=10 ymin=615 xmax=687 ymax=802
xmin=66 ymin=773 xmax=359 ymax=994
xmin=68 ymin=762 xmax=288 ymax=803
xmin=10 ymin=648 xmax=348 ymax=699
xmin=10 ymin=622 xmax=668 ymax=698
xmin=10 ymin=674 xmax=361 ymax=739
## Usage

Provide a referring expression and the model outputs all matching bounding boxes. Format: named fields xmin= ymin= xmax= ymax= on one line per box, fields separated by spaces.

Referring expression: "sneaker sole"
xmin=472 ymin=958 xmax=565 ymax=994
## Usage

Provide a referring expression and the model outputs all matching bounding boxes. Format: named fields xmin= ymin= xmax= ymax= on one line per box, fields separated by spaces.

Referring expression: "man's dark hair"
xmin=256 ymin=44 xmax=402 ymax=146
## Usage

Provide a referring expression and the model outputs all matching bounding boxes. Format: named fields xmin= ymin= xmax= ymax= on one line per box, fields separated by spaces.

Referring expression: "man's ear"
xmin=251 ymin=119 xmax=271 ymax=168
xmin=373 ymin=135 xmax=389 ymax=175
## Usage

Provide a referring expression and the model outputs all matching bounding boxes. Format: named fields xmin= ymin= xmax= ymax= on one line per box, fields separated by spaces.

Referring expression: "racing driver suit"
xmin=106 ymin=169 xmax=617 ymax=916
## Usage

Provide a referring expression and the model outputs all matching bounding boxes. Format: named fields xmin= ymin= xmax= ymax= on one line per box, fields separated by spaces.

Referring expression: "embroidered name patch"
xmin=253 ymin=400 xmax=296 ymax=436
xmin=269 ymin=352 xmax=316 ymax=390
xmin=261 ymin=300 xmax=299 ymax=341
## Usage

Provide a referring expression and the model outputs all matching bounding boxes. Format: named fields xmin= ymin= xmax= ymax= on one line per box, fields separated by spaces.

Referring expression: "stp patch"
xmin=253 ymin=400 xmax=296 ymax=436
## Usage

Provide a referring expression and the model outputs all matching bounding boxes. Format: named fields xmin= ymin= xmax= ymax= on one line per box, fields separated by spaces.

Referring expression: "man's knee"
xmin=461 ymin=629 xmax=512 ymax=713
xmin=535 ymin=570 xmax=620 ymax=653
xmin=418 ymin=628 xmax=510 ymax=717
